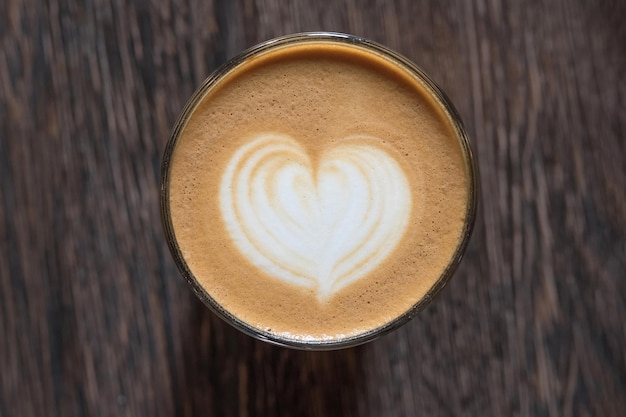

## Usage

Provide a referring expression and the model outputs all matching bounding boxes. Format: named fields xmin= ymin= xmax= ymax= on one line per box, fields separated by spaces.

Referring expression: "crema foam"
xmin=165 ymin=36 xmax=472 ymax=345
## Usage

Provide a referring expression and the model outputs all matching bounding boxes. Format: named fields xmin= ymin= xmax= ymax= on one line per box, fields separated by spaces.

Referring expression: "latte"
xmin=162 ymin=33 xmax=476 ymax=348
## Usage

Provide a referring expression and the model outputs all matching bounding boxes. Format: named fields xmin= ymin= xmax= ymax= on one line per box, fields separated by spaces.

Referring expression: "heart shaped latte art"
xmin=219 ymin=134 xmax=412 ymax=301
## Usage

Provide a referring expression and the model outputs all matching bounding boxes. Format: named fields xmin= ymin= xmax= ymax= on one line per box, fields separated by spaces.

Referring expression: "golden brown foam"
xmin=168 ymin=42 xmax=469 ymax=340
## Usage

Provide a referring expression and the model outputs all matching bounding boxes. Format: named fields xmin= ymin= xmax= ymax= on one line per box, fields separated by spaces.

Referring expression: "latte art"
xmin=219 ymin=134 xmax=412 ymax=300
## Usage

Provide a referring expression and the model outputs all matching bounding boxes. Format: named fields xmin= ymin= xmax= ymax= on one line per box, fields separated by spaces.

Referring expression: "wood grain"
xmin=1 ymin=0 xmax=624 ymax=416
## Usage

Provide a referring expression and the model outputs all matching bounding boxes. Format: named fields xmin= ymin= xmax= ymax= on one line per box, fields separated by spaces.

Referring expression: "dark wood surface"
xmin=1 ymin=0 xmax=624 ymax=416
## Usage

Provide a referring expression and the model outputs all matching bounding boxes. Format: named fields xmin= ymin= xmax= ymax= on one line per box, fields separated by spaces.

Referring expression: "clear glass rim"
xmin=160 ymin=32 xmax=478 ymax=350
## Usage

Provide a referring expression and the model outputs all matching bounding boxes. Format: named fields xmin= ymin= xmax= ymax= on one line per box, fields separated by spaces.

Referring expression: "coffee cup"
xmin=161 ymin=32 xmax=477 ymax=349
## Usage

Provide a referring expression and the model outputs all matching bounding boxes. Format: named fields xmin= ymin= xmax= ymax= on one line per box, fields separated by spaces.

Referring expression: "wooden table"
xmin=1 ymin=0 xmax=624 ymax=415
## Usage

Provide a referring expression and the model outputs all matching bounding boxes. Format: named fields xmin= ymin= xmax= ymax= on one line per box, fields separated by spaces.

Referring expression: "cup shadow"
xmin=174 ymin=301 xmax=366 ymax=417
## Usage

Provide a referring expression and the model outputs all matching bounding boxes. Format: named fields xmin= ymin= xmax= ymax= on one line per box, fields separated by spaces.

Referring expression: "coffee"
xmin=162 ymin=34 xmax=475 ymax=347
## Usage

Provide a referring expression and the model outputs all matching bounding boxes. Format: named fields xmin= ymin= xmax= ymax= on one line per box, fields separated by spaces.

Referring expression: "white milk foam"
xmin=219 ymin=133 xmax=412 ymax=301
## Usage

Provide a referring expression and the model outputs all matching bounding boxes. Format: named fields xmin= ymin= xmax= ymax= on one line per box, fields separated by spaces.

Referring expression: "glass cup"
xmin=160 ymin=32 xmax=477 ymax=350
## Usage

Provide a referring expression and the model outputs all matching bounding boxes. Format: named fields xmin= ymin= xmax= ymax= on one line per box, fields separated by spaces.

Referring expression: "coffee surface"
xmin=168 ymin=42 xmax=470 ymax=341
